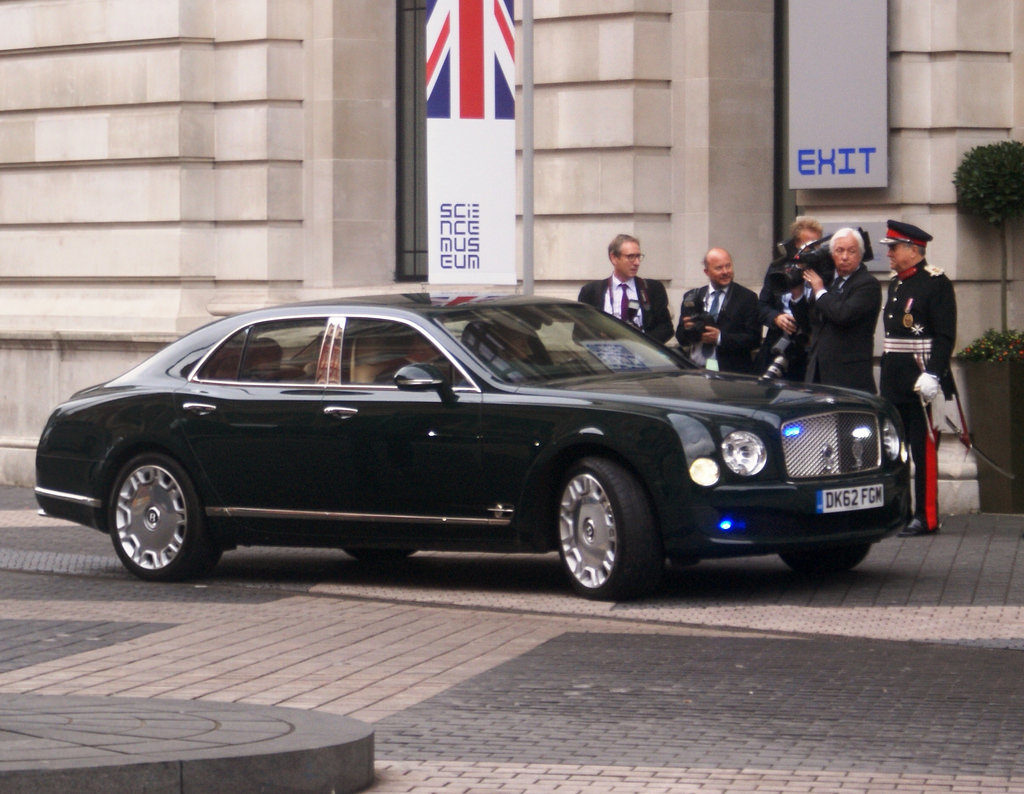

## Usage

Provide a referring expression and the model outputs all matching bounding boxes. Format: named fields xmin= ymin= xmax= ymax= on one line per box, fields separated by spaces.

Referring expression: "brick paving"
xmin=0 ymin=484 xmax=1022 ymax=792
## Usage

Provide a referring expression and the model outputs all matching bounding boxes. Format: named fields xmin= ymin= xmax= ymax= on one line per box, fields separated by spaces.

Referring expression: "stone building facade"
xmin=0 ymin=0 xmax=1019 ymax=504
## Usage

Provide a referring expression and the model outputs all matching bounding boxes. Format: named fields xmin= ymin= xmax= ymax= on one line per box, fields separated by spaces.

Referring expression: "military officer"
xmin=878 ymin=220 xmax=957 ymax=536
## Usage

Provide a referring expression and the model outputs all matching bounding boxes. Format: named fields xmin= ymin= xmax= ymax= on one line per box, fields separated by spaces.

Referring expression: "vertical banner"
xmin=426 ymin=0 xmax=517 ymax=285
xmin=788 ymin=0 xmax=888 ymax=189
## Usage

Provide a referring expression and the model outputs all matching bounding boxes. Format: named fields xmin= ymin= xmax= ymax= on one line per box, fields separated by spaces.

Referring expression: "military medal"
xmin=902 ymin=298 xmax=914 ymax=328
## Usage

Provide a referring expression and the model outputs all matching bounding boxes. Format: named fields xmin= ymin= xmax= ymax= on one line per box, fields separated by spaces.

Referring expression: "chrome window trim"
xmin=323 ymin=383 xmax=481 ymax=394
xmin=186 ymin=311 xmax=482 ymax=393
xmin=331 ymin=312 xmax=481 ymax=392
xmin=34 ymin=486 xmax=102 ymax=509
xmin=206 ymin=506 xmax=510 ymax=527
xmin=187 ymin=312 xmax=336 ymax=384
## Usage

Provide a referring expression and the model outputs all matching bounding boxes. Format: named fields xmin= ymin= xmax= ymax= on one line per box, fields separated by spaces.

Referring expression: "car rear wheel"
xmin=557 ymin=457 xmax=664 ymax=600
xmin=108 ymin=454 xmax=220 ymax=582
xmin=779 ymin=542 xmax=871 ymax=575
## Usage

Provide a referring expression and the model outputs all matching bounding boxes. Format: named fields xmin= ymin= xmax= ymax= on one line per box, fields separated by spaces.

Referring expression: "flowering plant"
xmin=955 ymin=329 xmax=1024 ymax=362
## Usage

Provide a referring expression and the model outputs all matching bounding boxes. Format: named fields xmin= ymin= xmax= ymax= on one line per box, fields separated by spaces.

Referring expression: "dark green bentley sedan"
xmin=35 ymin=294 xmax=911 ymax=600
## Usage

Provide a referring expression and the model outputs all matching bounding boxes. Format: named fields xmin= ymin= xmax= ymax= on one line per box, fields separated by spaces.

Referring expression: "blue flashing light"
xmin=718 ymin=517 xmax=746 ymax=533
xmin=783 ymin=424 xmax=802 ymax=438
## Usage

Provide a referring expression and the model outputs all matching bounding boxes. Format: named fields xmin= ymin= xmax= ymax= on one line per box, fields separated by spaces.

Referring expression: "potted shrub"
xmin=955 ymin=329 xmax=1024 ymax=512
xmin=953 ymin=140 xmax=1024 ymax=332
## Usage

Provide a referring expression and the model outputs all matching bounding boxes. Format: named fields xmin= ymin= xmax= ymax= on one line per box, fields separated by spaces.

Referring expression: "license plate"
xmin=816 ymin=483 xmax=883 ymax=514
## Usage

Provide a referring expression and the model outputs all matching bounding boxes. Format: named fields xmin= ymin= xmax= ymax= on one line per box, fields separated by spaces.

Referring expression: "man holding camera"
xmin=578 ymin=233 xmax=673 ymax=343
xmin=675 ymin=247 xmax=761 ymax=373
xmin=803 ymin=227 xmax=881 ymax=393
xmin=755 ymin=216 xmax=823 ymax=381
xmin=878 ymin=220 xmax=957 ymax=537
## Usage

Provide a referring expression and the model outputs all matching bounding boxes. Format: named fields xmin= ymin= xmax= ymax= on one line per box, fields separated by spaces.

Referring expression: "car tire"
xmin=344 ymin=548 xmax=415 ymax=564
xmin=557 ymin=457 xmax=664 ymax=601
xmin=779 ymin=542 xmax=871 ymax=575
xmin=108 ymin=453 xmax=220 ymax=582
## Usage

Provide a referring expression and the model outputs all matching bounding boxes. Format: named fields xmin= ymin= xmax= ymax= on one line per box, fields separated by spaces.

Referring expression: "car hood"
xmin=520 ymin=369 xmax=887 ymax=420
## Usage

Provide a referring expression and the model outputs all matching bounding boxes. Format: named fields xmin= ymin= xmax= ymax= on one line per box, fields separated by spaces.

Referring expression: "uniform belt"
xmin=883 ymin=338 xmax=933 ymax=354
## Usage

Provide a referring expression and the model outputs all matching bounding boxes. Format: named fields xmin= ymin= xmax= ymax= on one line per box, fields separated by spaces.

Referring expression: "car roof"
xmin=106 ymin=293 xmax=583 ymax=385
xmin=268 ymin=292 xmax=572 ymax=313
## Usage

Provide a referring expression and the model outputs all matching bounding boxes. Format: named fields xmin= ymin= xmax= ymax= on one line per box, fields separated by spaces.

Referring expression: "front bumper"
xmin=663 ymin=467 xmax=911 ymax=559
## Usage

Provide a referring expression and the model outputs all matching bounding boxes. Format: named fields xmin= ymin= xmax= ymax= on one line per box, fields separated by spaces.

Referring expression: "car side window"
xmin=197 ymin=329 xmax=246 ymax=381
xmin=340 ymin=318 xmax=465 ymax=386
xmin=196 ymin=318 xmax=329 ymax=384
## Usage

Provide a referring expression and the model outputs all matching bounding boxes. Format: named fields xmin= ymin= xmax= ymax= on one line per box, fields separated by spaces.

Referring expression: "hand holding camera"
xmin=774 ymin=313 xmax=798 ymax=335
xmin=680 ymin=298 xmax=719 ymax=344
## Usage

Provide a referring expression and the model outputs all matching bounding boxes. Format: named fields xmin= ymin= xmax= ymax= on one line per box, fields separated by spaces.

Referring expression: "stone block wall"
xmin=0 ymin=0 xmax=399 ymax=484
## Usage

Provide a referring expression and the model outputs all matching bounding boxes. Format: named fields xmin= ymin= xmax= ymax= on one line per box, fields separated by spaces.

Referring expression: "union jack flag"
xmin=426 ymin=0 xmax=515 ymax=120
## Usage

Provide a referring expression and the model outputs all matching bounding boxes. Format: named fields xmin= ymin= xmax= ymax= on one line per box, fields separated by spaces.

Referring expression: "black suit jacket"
xmin=674 ymin=283 xmax=762 ymax=374
xmin=577 ymin=276 xmax=673 ymax=343
xmin=805 ymin=264 xmax=881 ymax=393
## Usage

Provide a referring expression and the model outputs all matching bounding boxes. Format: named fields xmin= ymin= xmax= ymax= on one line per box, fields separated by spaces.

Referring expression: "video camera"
xmin=764 ymin=227 xmax=874 ymax=293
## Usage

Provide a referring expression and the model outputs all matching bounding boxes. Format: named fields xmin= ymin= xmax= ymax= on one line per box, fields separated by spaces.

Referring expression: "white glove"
xmin=913 ymin=372 xmax=940 ymax=403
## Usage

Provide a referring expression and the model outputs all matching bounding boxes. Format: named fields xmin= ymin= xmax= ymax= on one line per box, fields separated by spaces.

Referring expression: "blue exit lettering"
xmin=797 ymin=147 xmax=877 ymax=176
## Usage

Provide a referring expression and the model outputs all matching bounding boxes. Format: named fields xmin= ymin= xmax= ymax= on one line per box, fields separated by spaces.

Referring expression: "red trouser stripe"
xmin=923 ymin=405 xmax=939 ymax=530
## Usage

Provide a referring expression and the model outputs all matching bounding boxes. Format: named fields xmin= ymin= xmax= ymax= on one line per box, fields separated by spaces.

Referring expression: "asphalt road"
xmin=1 ymin=484 xmax=1023 ymax=792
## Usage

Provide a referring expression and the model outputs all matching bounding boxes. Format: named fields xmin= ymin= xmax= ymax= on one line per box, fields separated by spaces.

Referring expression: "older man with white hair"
xmin=802 ymin=227 xmax=882 ymax=393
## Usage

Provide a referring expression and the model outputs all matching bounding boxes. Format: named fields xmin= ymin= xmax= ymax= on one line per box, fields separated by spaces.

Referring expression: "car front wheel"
xmin=108 ymin=454 xmax=220 ymax=582
xmin=557 ymin=457 xmax=664 ymax=601
xmin=779 ymin=542 xmax=871 ymax=575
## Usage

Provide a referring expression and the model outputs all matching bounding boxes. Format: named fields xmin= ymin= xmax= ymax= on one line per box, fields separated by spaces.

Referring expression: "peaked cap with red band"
xmin=879 ymin=219 xmax=933 ymax=248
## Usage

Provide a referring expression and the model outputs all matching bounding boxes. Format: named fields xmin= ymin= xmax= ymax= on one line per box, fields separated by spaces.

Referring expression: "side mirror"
xmin=394 ymin=363 xmax=457 ymax=402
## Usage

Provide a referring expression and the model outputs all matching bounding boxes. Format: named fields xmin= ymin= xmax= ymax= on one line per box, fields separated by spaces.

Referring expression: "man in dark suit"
xmin=803 ymin=227 xmax=881 ymax=393
xmin=675 ymin=247 xmax=761 ymax=374
xmin=577 ymin=233 xmax=673 ymax=343
xmin=754 ymin=215 xmax=823 ymax=381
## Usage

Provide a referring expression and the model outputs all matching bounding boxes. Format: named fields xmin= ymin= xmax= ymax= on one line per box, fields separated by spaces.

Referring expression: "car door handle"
xmin=183 ymin=402 xmax=217 ymax=416
xmin=324 ymin=405 xmax=359 ymax=420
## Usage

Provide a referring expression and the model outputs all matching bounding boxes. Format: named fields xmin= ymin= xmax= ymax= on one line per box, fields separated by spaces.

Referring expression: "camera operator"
xmin=675 ymin=247 xmax=761 ymax=374
xmin=803 ymin=227 xmax=881 ymax=393
xmin=755 ymin=216 xmax=822 ymax=381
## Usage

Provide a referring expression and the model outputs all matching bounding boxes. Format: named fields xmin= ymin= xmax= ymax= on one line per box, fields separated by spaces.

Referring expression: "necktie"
xmin=619 ymin=283 xmax=630 ymax=321
xmin=709 ymin=290 xmax=723 ymax=319
xmin=833 ymin=277 xmax=846 ymax=293
xmin=702 ymin=290 xmax=723 ymax=364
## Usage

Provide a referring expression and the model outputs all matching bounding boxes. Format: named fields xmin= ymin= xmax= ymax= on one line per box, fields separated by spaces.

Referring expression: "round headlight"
xmin=689 ymin=457 xmax=721 ymax=487
xmin=721 ymin=430 xmax=767 ymax=476
xmin=882 ymin=417 xmax=901 ymax=461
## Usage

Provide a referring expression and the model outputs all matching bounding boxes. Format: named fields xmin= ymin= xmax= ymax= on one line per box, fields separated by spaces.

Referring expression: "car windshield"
xmin=436 ymin=302 xmax=686 ymax=384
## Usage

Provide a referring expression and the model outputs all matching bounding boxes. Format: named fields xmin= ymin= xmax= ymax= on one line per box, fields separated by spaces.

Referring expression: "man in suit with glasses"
xmin=577 ymin=233 xmax=674 ymax=343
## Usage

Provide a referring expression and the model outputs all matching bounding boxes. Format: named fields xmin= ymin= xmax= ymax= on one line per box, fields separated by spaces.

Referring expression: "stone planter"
xmin=960 ymin=359 xmax=1024 ymax=513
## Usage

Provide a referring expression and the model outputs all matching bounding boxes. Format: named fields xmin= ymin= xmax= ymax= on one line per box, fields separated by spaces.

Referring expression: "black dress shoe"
xmin=898 ymin=517 xmax=937 ymax=537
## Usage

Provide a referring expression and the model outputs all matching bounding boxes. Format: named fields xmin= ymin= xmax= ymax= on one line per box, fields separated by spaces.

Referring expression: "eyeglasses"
xmin=620 ymin=253 xmax=645 ymax=262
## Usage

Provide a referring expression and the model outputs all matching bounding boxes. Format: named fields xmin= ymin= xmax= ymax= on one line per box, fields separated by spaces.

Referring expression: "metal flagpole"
xmin=521 ymin=0 xmax=534 ymax=294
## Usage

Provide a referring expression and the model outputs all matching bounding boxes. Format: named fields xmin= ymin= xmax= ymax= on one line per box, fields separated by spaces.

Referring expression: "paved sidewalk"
xmin=0 ymin=485 xmax=1022 ymax=792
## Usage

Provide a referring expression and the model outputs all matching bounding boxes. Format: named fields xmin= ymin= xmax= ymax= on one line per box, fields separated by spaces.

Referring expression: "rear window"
xmin=196 ymin=318 xmax=329 ymax=384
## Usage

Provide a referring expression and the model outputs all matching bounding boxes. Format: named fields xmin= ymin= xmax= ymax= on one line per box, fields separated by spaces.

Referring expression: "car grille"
xmin=780 ymin=412 xmax=881 ymax=479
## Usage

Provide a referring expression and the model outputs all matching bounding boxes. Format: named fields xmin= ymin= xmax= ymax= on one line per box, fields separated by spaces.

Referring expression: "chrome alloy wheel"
xmin=559 ymin=471 xmax=618 ymax=590
xmin=114 ymin=464 xmax=188 ymax=571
